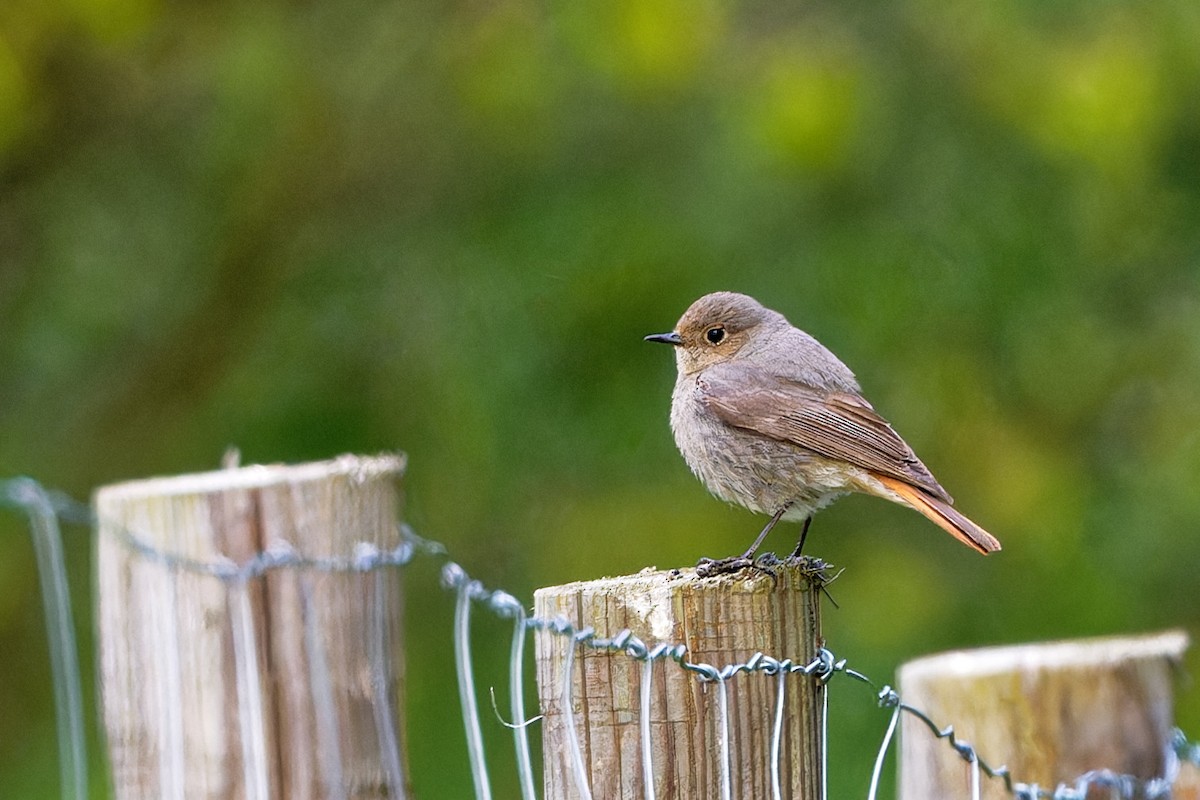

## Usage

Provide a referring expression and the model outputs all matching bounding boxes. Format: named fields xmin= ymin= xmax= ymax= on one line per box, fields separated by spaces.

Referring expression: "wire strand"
xmin=5 ymin=478 xmax=1198 ymax=800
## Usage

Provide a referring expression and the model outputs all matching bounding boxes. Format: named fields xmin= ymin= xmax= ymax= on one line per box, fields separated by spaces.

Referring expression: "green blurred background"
xmin=3 ymin=0 xmax=1200 ymax=796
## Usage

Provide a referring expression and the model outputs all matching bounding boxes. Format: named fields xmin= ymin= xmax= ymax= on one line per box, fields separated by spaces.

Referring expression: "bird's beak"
xmin=644 ymin=331 xmax=683 ymax=346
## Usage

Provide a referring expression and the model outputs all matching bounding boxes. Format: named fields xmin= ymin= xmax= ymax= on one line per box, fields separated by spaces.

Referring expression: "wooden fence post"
xmin=898 ymin=630 xmax=1190 ymax=799
xmin=534 ymin=564 xmax=826 ymax=800
xmin=95 ymin=454 xmax=411 ymax=800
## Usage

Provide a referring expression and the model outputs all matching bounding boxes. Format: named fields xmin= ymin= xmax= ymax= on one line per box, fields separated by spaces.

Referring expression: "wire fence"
xmin=2 ymin=475 xmax=1197 ymax=800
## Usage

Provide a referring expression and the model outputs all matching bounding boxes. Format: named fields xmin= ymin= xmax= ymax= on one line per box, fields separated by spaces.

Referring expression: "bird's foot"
xmin=695 ymin=555 xmax=751 ymax=578
xmin=695 ymin=552 xmax=779 ymax=581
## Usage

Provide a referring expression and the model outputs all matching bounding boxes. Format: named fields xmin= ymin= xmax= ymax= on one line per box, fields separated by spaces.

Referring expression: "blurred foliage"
xmin=2 ymin=0 xmax=1200 ymax=796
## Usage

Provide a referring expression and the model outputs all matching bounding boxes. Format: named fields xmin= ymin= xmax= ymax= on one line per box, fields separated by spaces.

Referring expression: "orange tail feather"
xmin=874 ymin=475 xmax=1001 ymax=554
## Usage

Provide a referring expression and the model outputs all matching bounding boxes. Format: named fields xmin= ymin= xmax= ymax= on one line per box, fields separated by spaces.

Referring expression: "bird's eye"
xmin=705 ymin=326 xmax=726 ymax=345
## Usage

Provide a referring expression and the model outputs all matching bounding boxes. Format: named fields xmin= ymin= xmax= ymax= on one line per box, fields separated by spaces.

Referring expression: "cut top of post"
xmin=538 ymin=561 xmax=829 ymax=644
xmin=93 ymin=453 xmax=407 ymax=566
xmin=899 ymin=629 xmax=1190 ymax=683
xmin=95 ymin=453 xmax=407 ymax=500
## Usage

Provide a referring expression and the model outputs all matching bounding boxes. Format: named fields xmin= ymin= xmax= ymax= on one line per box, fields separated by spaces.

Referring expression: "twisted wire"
xmin=4 ymin=477 xmax=1198 ymax=800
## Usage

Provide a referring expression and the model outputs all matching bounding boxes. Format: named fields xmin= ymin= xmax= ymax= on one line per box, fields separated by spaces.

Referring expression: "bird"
xmin=644 ymin=291 xmax=1000 ymax=575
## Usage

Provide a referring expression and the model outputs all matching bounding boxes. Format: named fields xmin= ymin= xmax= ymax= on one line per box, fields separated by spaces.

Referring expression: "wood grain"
xmin=898 ymin=630 xmax=1189 ymax=800
xmin=535 ymin=564 xmax=826 ymax=800
xmin=95 ymin=454 xmax=410 ymax=800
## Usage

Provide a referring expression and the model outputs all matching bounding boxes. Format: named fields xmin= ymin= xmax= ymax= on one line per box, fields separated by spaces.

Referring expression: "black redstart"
xmin=645 ymin=291 xmax=1000 ymax=574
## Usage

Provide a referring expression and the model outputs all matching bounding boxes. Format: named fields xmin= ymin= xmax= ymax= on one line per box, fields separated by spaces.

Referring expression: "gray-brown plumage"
xmin=645 ymin=291 xmax=1000 ymax=568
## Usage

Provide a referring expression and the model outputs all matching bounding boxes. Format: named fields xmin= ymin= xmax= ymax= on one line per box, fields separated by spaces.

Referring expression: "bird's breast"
xmin=668 ymin=373 xmax=863 ymax=516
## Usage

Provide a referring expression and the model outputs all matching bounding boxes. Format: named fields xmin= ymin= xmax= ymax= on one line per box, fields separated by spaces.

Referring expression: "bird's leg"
xmin=696 ymin=502 xmax=793 ymax=578
xmin=741 ymin=502 xmax=792 ymax=560
xmin=787 ymin=517 xmax=813 ymax=559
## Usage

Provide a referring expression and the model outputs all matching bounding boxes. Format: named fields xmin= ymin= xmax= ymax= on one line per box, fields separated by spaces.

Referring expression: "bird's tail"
xmin=874 ymin=475 xmax=1002 ymax=554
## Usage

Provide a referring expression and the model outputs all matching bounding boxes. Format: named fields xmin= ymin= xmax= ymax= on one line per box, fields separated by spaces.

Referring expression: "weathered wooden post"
xmin=898 ymin=630 xmax=1189 ymax=799
xmin=95 ymin=454 xmax=411 ymax=800
xmin=534 ymin=563 xmax=826 ymax=800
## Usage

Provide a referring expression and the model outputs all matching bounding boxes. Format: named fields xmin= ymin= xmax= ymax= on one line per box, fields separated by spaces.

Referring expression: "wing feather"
xmin=697 ymin=364 xmax=953 ymax=503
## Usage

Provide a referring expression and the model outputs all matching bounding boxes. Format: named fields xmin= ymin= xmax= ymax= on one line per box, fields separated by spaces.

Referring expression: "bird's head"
xmin=645 ymin=291 xmax=778 ymax=375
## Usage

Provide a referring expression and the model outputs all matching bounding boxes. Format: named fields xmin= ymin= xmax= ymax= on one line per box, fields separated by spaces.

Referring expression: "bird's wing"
xmin=697 ymin=364 xmax=953 ymax=502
